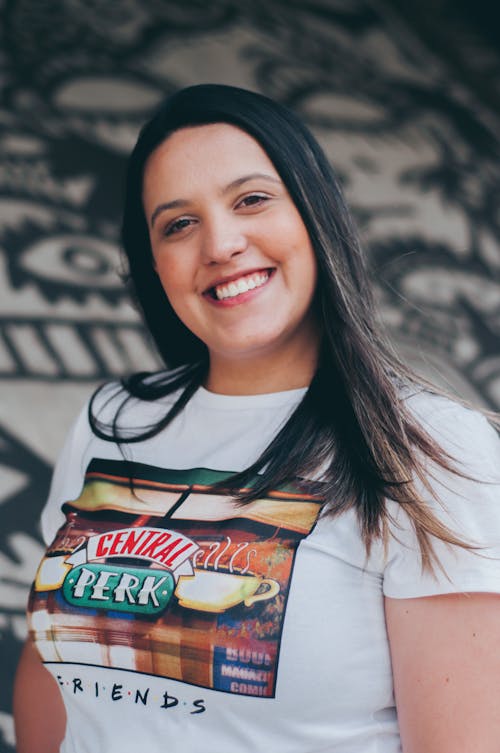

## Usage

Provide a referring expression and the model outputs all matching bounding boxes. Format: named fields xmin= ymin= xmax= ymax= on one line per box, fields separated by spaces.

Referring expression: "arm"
xmin=14 ymin=639 xmax=66 ymax=753
xmin=385 ymin=592 xmax=500 ymax=753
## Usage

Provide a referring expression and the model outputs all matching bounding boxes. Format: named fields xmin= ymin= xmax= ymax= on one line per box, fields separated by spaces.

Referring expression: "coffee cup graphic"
xmin=34 ymin=555 xmax=72 ymax=591
xmin=175 ymin=569 xmax=280 ymax=613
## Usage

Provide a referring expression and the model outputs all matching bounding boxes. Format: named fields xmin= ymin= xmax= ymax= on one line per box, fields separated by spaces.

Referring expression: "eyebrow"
xmin=149 ymin=172 xmax=281 ymax=227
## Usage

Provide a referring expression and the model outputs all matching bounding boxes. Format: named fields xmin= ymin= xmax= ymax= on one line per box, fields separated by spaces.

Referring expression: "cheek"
xmin=296 ymin=252 xmax=318 ymax=311
xmin=278 ymin=217 xmax=316 ymax=268
xmin=154 ymin=253 xmax=189 ymax=297
xmin=154 ymin=257 xmax=203 ymax=332
xmin=289 ymin=236 xmax=317 ymax=288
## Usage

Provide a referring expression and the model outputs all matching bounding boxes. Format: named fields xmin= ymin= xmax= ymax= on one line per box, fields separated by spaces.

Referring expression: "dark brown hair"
xmin=91 ymin=84 xmax=481 ymax=571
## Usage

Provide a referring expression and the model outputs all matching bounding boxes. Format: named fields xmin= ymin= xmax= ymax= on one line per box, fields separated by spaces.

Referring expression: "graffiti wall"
xmin=1 ymin=1 xmax=499 ymax=749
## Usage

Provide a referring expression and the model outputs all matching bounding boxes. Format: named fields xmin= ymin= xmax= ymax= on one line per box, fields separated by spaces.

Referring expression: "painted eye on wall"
xmin=4 ymin=229 xmax=125 ymax=304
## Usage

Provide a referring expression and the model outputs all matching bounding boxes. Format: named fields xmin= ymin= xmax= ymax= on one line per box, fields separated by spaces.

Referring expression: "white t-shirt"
xmin=28 ymin=381 xmax=500 ymax=753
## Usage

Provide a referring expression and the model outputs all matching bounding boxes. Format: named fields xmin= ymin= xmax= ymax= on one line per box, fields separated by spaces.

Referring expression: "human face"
xmin=142 ymin=123 xmax=319 ymax=391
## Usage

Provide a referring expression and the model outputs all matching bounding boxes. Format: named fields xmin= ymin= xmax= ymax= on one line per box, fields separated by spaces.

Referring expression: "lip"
xmin=202 ymin=267 xmax=274 ymax=295
xmin=202 ymin=267 xmax=275 ymax=307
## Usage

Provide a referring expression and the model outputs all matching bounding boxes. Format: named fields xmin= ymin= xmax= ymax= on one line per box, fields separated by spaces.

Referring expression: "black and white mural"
xmin=1 ymin=1 xmax=499 ymax=749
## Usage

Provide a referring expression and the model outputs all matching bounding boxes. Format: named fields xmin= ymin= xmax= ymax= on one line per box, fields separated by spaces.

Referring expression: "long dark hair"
xmin=91 ymin=83 xmax=471 ymax=570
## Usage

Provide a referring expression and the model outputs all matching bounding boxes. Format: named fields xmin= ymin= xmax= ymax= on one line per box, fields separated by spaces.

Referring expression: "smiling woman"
xmin=142 ymin=123 xmax=319 ymax=393
xmin=15 ymin=84 xmax=500 ymax=753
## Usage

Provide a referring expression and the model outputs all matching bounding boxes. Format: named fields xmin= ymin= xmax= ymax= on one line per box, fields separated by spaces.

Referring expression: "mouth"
xmin=204 ymin=269 xmax=273 ymax=301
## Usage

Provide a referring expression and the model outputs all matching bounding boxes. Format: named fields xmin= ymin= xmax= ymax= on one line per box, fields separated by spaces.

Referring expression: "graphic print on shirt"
xmin=28 ymin=458 xmax=323 ymax=698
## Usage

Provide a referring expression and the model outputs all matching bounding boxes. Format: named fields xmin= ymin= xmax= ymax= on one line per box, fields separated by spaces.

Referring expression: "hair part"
xmin=93 ymin=84 xmax=483 ymax=572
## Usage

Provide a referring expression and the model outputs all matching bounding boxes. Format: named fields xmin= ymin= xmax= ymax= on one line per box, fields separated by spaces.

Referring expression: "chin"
xmin=217 ymin=336 xmax=290 ymax=360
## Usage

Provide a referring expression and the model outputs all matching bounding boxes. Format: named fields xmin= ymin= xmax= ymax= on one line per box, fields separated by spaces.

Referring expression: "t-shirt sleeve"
xmin=383 ymin=398 xmax=500 ymax=599
xmin=40 ymin=400 xmax=93 ymax=546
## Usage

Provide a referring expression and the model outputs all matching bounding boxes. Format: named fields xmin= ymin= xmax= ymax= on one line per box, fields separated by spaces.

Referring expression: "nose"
xmin=200 ymin=213 xmax=248 ymax=265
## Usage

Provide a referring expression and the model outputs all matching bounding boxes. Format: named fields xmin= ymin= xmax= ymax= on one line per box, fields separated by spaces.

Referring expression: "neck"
xmin=205 ymin=334 xmax=321 ymax=396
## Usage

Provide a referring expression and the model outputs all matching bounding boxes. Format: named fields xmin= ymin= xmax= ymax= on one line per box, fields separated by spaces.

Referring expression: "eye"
xmin=236 ymin=193 xmax=270 ymax=209
xmin=163 ymin=217 xmax=195 ymax=237
xmin=4 ymin=224 xmax=124 ymax=303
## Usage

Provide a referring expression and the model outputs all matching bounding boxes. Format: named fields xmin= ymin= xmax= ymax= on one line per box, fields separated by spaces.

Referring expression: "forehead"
xmin=143 ymin=123 xmax=277 ymax=190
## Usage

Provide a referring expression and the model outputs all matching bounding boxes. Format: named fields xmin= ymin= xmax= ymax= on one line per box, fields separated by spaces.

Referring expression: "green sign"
xmin=62 ymin=563 xmax=175 ymax=615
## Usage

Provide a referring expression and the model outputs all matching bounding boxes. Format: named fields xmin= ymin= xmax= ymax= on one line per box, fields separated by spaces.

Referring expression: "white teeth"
xmin=214 ymin=271 xmax=269 ymax=300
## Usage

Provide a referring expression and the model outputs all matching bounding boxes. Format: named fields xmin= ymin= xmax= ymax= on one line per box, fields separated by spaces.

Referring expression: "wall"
xmin=1 ymin=1 xmax=499 ymax=749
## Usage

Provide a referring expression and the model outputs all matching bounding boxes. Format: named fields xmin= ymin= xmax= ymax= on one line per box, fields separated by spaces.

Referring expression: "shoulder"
xmin=403 ymin=389 xmax=499 ymax=478
xmin=403 ymin=387 xmax=484 ymax=428
xmin=381 ymin=390 xmax=500 ymax=598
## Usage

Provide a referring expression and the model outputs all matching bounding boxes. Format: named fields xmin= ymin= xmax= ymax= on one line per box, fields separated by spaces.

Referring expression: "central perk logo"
xmin=37 ymin=526 xmax=199 ymax=616
xmin=63 ymin=563 xmax=175 ymax=615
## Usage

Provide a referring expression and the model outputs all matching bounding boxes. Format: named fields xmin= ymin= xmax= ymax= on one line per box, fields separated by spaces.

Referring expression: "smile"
xmin=208 ymin=270 xmax=271 ymax=301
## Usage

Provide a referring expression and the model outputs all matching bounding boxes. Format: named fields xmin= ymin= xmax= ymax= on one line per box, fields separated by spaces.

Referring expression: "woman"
xmin=15 ymin=84 xmax=500 ymax=753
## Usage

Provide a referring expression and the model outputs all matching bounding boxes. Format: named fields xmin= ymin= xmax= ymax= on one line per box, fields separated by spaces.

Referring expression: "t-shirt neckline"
xmin=193 ymin=384 xmax=308 ymax=410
